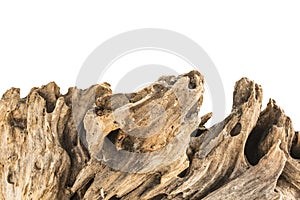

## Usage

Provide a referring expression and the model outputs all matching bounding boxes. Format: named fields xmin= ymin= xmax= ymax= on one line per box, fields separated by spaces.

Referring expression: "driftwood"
xmin=0 ymin=71 xmax=299 ymax=199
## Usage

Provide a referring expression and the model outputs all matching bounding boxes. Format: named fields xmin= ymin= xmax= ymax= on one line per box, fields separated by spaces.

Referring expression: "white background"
xmin=0 ymin=1 xmax=300 ymax=129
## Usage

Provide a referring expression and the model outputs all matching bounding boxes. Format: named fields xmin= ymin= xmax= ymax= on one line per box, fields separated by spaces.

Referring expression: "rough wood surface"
xmin=0 ymin=71 xmax=299 ymax=199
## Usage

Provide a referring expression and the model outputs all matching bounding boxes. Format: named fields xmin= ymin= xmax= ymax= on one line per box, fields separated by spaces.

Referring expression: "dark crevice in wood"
xmin=291 ymin=131 xmax=300 ymax=159
xmin=149 ymin=194 xmax=168 ymax=200
xmin=177 ymin=168 xmax=189 ymax=178
xmin=109 ymin=195 xmax=121 ymax=200
xmin=7 ymin=173 xmax=14 ymax=185
xmin=230 ymin=122 xmax=241 ymax=137
xmin=70 ymin=193 xmax=80 ymax=200
xmin=245 ymin=127 xmax=264 ymax=165
xmin=195 ymin=166 xmax=236 ymax=199
xmin=107 ymin=129 xmax=121 ymax=145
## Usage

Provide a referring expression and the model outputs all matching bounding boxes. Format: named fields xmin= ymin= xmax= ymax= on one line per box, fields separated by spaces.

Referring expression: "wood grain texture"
xmin=0 ymin=71 xmax=299 ymax=200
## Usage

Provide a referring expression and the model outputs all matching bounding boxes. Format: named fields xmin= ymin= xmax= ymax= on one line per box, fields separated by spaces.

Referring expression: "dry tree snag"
xmin=0 ymin=71 xmax=299 ymax=200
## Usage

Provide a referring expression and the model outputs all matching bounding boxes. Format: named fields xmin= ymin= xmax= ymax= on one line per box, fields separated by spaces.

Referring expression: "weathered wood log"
xmin=0 ymin=71 xmax=299 ymax=199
